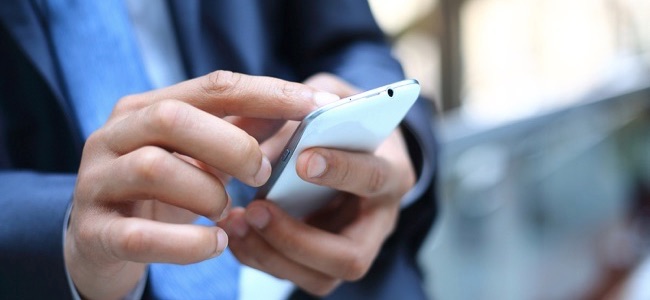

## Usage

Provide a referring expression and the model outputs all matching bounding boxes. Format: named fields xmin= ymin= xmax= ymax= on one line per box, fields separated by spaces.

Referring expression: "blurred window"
xmin=370 ymin=0 xmax=650 ymax=115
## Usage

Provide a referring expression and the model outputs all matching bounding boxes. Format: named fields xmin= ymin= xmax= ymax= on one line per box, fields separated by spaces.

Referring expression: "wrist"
xmin=66 ymin=243 xmax=146 ymax=299
xmin=64 ymin=215 xmax=146 ymax=299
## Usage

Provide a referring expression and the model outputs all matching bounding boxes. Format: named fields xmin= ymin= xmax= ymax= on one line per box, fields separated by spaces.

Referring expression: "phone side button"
xmin=281 ymin=149 xmax=291 ymax=162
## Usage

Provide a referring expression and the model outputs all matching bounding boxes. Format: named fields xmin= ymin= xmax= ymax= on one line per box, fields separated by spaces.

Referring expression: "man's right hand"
xmin=65 ymin=71 xmax=339 ymax=299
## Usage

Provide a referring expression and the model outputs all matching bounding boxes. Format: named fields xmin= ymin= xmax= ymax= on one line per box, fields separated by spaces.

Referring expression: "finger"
xmin=303 ymin=73 xmax=361 ymax=97
xmin=304 ymin=194 xmax=361 ymax=234
xmin=295 ymin=147 xmax=395 ymax=198
xmin=103 ymin=218 xmax=228 ymax=264
xmin=174 ymin=153 xmax=230 ymax=185
xmin=240 ymin=200 xmax=393 ymax=281
xmin=113 ymin=70 xmax=340 ymax=120
xmin=221 ymin=208 xmax=341 ymax=296
xmin=260 ymin=121 xmax=299 ymax=162
xmin=228 ymin=117 xmax=287 ymax=142
xmin=86 ymin=146 xmax=229 ymax=221
xmin=97 ymin=100 xmax=271 ymax=186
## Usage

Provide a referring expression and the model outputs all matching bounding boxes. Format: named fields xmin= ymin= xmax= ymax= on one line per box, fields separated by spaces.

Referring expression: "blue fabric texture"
xmin=47 ymin=0 xmax=151 ymax=138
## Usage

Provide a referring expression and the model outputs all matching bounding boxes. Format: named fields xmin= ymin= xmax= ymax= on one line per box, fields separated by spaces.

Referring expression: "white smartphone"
xmin=256 ymin=79 xmax=421 ymax=217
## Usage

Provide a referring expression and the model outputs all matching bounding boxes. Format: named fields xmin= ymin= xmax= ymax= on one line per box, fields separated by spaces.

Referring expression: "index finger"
xmin=113 ymin=71 xmax=339 ymax=120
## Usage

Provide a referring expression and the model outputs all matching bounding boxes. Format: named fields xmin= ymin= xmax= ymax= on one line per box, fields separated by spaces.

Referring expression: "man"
xmin=0 ymin=1 xmax=437 ymax=299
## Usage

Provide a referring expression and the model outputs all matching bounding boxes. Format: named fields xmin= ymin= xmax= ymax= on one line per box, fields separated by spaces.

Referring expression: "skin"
xmin=65 ymin=71 xmax=415 ymax=299
xmin=221 ymin=74 xmax=416 ymax=296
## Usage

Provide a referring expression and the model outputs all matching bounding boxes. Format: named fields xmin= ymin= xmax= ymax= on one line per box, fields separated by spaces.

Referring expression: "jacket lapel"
xmin=0 ymin=1 xmax=65 ymax=101
xmin=0 ymin=1 xmax=84 ymax=152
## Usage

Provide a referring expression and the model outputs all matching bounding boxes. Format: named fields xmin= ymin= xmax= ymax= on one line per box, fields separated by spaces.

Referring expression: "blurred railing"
xmin=418 ymin=78 xmax=650 ymax=299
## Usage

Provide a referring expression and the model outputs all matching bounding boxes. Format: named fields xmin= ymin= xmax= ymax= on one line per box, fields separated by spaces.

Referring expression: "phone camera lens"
xmin=387 ymin=89 xmax=394 ymax=97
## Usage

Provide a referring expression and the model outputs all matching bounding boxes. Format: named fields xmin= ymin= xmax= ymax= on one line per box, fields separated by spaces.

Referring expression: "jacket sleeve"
xmin=0 ymin=172 xmax=75 ymax=299
xmin=0 ymin=15 xmax=82 ymax=298
xmin=285 ymin=1 xmax=438 ymax=299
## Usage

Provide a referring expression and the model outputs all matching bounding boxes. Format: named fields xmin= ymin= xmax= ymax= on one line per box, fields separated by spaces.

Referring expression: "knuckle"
xmin=83 ymin=123 xmax=122 ymax=156
xmin=340 ymin=251 xmax=371 ymax=281
xmin=146 ymin=100 xmax=190 ymax=134
xmin=277 ymin=82 xmax=313 ymax=117
xmin=203 ymin=70 xmax=242 ymax=96
xmin=83 ymin=128 xmax=109 ymax=154
xmin=278 ymin=81 xmax=303 ymax=100
xmin=366 ymin=165 xmax=387 ymax=195
xmin=117 ymin=223 xmax=149 ymax=257
xmin=113 ymin=94 xmax=140 ymax=116
xmin=132 ymin=147 xmax=168 ymax=183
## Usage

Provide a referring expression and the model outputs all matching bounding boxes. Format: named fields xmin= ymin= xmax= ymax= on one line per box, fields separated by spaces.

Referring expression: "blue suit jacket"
xmin=0 ymin=1 xmax=437 ymax=299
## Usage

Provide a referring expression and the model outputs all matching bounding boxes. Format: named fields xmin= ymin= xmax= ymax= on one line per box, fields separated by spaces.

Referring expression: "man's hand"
xmin=65 ymin=71 xmax=339 ymax=299
xmin=221 ymin=74 xmax=416 ymax=296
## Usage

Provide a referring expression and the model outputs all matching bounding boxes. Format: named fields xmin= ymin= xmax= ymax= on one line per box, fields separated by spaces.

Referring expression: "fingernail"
xmin=214 ymin=228 xmax=229 ymax=256
xmin=254 ymin=156 xmax=271 ymax=186
xmin=230 ymin=216 xmax=249 ymax=238
xmin=314 ymin=91 xmax=340 ymax=107
xmin=218 ymin=197 xmax=232 ymax=221
xmin=307 ymin=152 xmax=327 ymax=178
xmin=246 ymin=206 xmax=270 ymax=229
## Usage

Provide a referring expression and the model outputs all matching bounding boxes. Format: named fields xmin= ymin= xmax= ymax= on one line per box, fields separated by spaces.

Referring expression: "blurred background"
xmin=368 ymin=0 xmax=650 ymax=299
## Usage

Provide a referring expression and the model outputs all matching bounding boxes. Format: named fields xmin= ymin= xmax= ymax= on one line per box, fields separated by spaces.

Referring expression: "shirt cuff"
xmin=62 ymin=202 xmax=148 ymax=300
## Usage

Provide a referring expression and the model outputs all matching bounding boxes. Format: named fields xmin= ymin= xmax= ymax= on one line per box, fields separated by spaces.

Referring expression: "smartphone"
xmin=256 ymin=79 xmax=421 ymax=217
